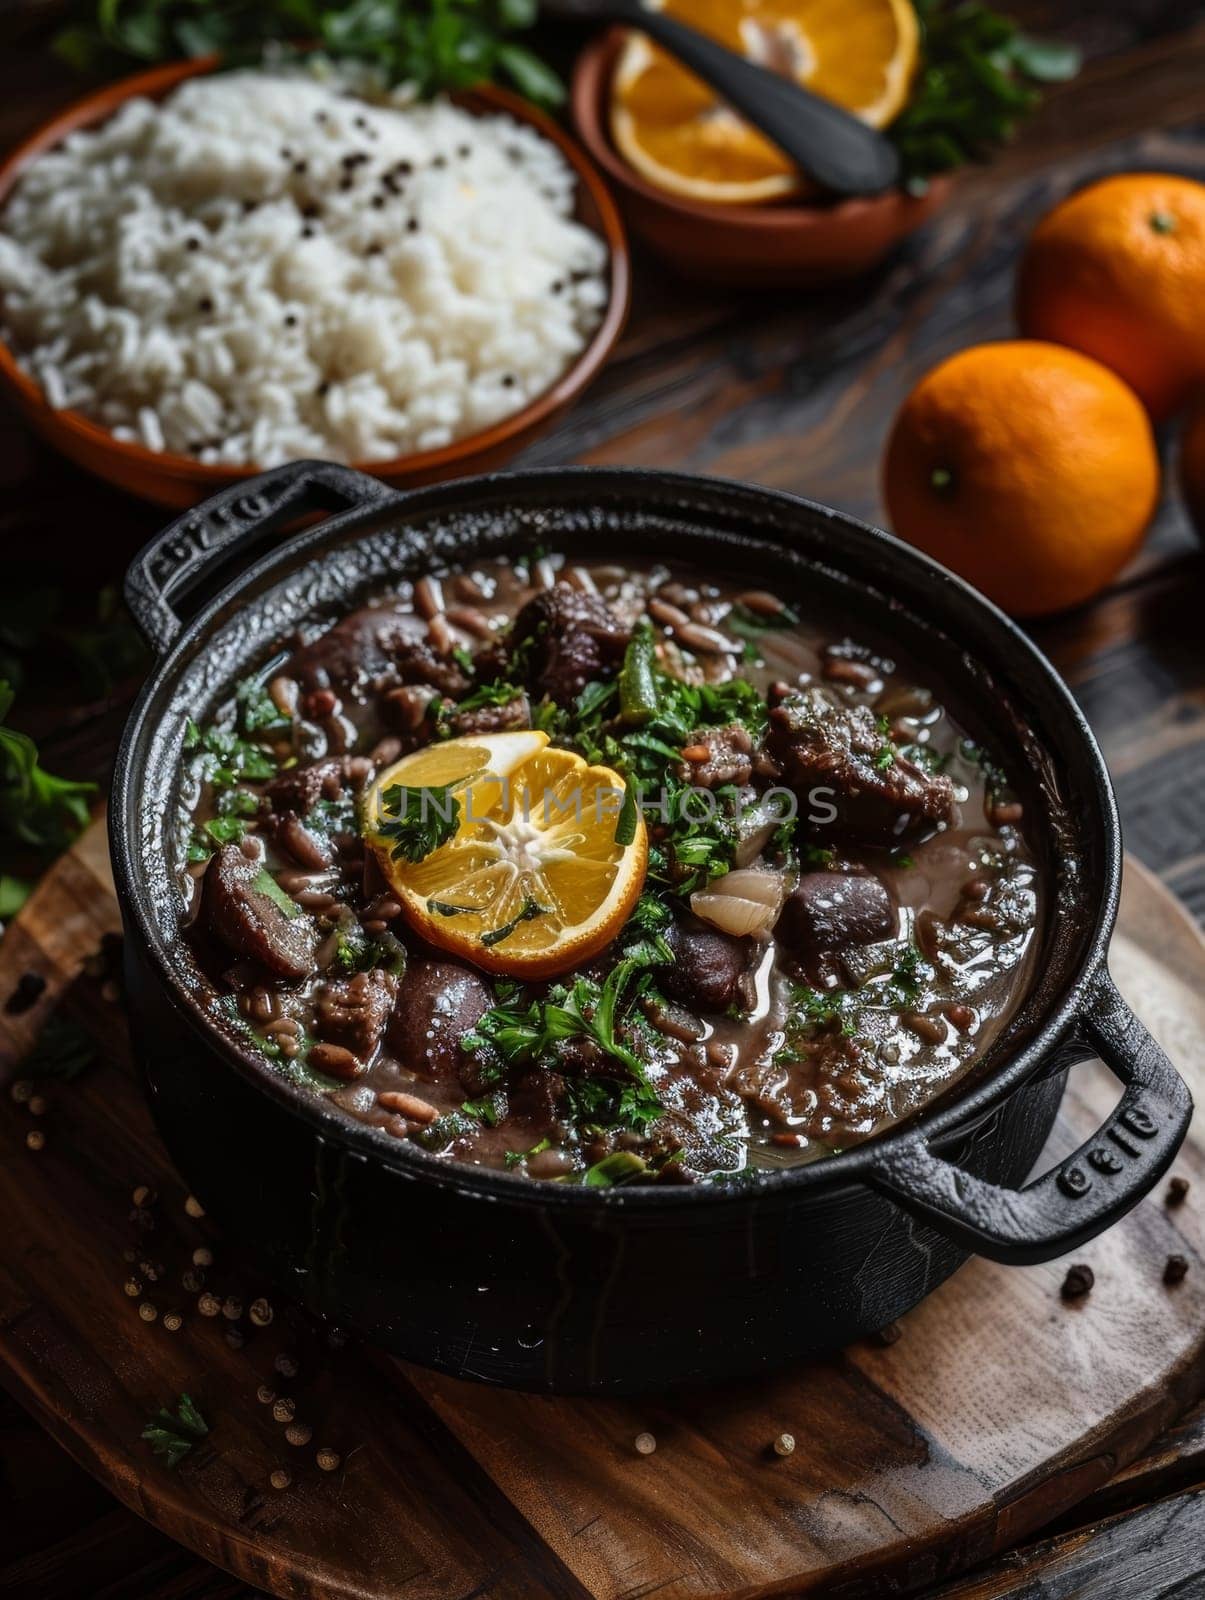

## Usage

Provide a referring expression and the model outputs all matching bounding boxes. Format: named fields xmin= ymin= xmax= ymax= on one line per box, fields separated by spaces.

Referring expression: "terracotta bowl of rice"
xmin=0 ymin=57 xmax=630 ymax=507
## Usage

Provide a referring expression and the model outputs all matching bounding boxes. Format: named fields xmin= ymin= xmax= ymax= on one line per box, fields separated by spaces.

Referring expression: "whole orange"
xmin=1016 ymin=173 xmax=1205 ymax=421
xmin=1179 ymin=389 xmax=1205 ymax=540
xmin=882 ymin=341 xmax=1160 ymax=618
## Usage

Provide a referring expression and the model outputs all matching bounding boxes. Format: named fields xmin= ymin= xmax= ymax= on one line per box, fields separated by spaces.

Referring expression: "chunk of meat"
xmin=386 ymin=961 xmax=494 ymax=1082
xmin=511 ymin=582 xmax=630 ymax=706
xmin=661 ymin=917 xmax=750 ymax=1012
xmin=766 ymin=684 xmax=956 ymax=846
xmin=205 ymin=845 xmax=317 ymax=981
xmin=287 ymin=605 xmax=424 ymax=691
xmin=777 ymin=871 xmax=897 ymax=978
xmin=393 ymin=638 xmax=471 ymax=699
xmin=448 ymin=693 xmax=532 ymax=738
xmin=676 ymin=723 xmax=754 ymax=789
xmin=315 ymin=969 xmax=399 ymax=1060
xmin=265 ymin=757 xmax=357 ymax=817
xmin=287 ymin=606 xmax=470 ymax=699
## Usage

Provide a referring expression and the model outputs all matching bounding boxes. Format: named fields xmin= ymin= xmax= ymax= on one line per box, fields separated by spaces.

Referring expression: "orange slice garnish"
xmin=364 ymin=731 xmax=648 ymax=979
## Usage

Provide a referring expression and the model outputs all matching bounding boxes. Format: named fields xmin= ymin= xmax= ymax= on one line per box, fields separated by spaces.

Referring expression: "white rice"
xmin=0 ymin=67 xmax=609 ymax=466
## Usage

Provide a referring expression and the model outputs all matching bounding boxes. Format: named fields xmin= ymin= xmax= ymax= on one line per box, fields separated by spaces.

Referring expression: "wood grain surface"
xmin=0 ymin=826 xmax=1200 ymax=1600
xmin=2 ymin=2 xmax=1205 ymax=1596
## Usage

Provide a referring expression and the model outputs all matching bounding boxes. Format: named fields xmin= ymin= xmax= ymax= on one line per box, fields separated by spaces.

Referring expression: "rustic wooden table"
xmin=1 ymin=2 xmax=1203 ymax=1596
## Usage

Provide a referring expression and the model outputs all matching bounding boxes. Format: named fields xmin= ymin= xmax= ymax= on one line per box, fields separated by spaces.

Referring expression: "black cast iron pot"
xmin=111 ymin=461 xmax=1193 ymax=1394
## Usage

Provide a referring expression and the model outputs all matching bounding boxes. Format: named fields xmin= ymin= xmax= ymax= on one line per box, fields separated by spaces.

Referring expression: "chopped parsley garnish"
xmin=142 ymin=1393 xmax=208 ymax=1470
xmin=235 ymin=676 xmax=290 ymax=737
xmin=464 ymin=956 xmax=664 ymax=1133
xmin=454 ymin=678 xmax=523 ymax=713
xmin=377 ymin=780 xmax=460 ymax=863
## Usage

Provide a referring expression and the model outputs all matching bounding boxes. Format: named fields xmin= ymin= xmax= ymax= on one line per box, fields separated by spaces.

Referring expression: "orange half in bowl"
xmin=610 ymin=0 xmax=919 ymax=205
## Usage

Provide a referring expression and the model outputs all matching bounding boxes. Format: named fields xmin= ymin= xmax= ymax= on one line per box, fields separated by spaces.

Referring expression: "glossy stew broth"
xmin=179 ymin=553 xmax=1041 ymax=1186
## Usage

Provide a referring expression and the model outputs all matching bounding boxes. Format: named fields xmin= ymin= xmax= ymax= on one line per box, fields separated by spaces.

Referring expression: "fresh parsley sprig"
xmin=377 ymin=780 xmax=460 ymax=863
xmin=141 ymin=1393 xmax=209 ymax=1469
xmin=0 ymin=680 xmax=95 ymax=860
xmin=54 ymin=0 xmax=564 ymax=109
xmin=890 ymin=0 xmax=1081 ymax=192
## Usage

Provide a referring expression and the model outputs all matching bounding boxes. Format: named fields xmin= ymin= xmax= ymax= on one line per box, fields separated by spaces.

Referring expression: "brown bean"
xmin=904 ymin=1011 xmax=948 ymax=1046
xmin=451 ymin=573 xmax=487 ymax=602
xmin=262 ymin=1017 xmax=301 ymax=1041
xmin=772 ymin=1131 xmax=803 ymax=1148
xmin=961 ymin=878 xmax=991 ymax=902
xmin=365 ymin=896 xmax=402 ymax=923
xmin=648 ymin=597 xmax=691 ymax=630
xmin=385 ymin=684 xmax=436 ymax=731
xmin=944 ymin=1003 xmax=977 ymax=1033
xmin=243 ymin=986 xmax=280 ymax=1024
xmin=370 ymin=735 xmax=402 ymax=766
xmin=427 ymin=613 xmax=454 ymax=655
xmin=304 ymin=688 xmax=338 ymax=719
xmin=268 ymin=675 xmax=300 ymax=717
xmin=310 ymin=1043 xmax=365 ymax=1080
xmin=989 ymin=800 xmax=1025 ymax=827
xmin=564 ymin=566 xmax=598 ymax=594
xmin=444 ymin=605 xmax=493 ymax=638
xmin=527 ymin=1148 xmax=573 ymax=1179
xmin=376 ymin=1090 xmax=438 ymax=1124
xmin=414 ymin=576 xmax=444 ymax=619
xmin=822 ymin=657 xmax=879 ymax=690
xmin=680 ymin=743 xmax=712 ymax=763
xmin=676 ymin=621 xmax=739 ymax=655
xmin=737 ymin=590 xmax=785 ymax=617
xmin=960 ymin=906 xmax=1001 ymax=931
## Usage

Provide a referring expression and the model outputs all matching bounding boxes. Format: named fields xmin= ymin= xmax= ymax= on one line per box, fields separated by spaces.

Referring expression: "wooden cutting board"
xmin=0 ymin=818 xmax=1200 ymax=1600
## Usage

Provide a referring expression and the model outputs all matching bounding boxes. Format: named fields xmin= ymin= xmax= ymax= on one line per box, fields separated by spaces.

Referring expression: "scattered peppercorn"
xmin=132 ymin=1185 xmax=155 ymax=1208
xmin=9 ymin=1079 xmax=33 ymax=1104
xmin=222 ymin=1296 xmax=243 ymax=1321
xmin=772 ymin=1433 xmax=795 ymax=1458
xmin=163 ymin=1312 xmax=183 ymax=1333
xmin=184 ymin=1194 xmax=205 ymax=1219
xmin=1061 ymin=1263 xmax=1094 ymax=1300
xmin=198 ymin=1292 xmax=221 ymax=1317
xmin=27 ymin=1094 xmax=48 ymax=1116
xmin=285 ymin=1421 xmax=313 ymax=1447
xmin=270 ymin=1468 xmax=292 ymax=1490
xmin=192 ymin=1246 xmax=213 ymax=1268
xmin=1164 ymin=1254 xmax=1189 ymax=1286
xmin=316 ymin=1447 xmax=341 ymax=1472
xmin=124 ymin=1278 xmax=142 ymax=1298
xmin=5 ymin=972 xmax=45 ymax=1014
xmin=249 ymin=1298 xmax=274 ymax=1328
xmin=25 ymin=1130 xmax=44 ymax=1151
xmin=197 ymin=297 xmax=214 ymax=314
xmin=275 ymin=1353 xmax=300 ymax=1378
xmin=257 ymin=1385 xmax=276 ymax=1405
xmin=634 ymin=1432 xmax=656 ymax=1456
xmin=273 ymin=1398 xmax=296 ymax=1424
xmin=1166 ymin=1177 xmax=1190 ymax=1207
xmin=139 ymin=1302 xmax=158 ymax=1323
xmin=181 ymin=1269 xmax=205 ymax=1293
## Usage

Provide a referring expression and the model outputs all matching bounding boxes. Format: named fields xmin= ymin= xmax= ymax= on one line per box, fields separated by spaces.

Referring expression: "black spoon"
xmin=544 ymin=0 xmax=901 ymax=197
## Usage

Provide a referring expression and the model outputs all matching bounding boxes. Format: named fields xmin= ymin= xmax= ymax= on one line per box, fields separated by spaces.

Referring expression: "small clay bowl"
xmin=0 ymin=58 xmax=631 ymax=508
xmin=571 ymin=29 xmax=949 ymax=288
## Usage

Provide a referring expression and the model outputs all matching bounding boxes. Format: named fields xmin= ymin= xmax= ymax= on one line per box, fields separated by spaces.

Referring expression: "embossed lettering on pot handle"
xmin=124 ymin=461 xmax=395 ymax=655
xmin=867 ymin=969 xmax=1193 ymax=1265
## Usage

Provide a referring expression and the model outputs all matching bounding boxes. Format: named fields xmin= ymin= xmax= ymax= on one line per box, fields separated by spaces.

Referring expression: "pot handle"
xmin=867 ymin=969 xmax=1192 ymax=1265
xmin=124 ymin=461 xmax=394 ymax=655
